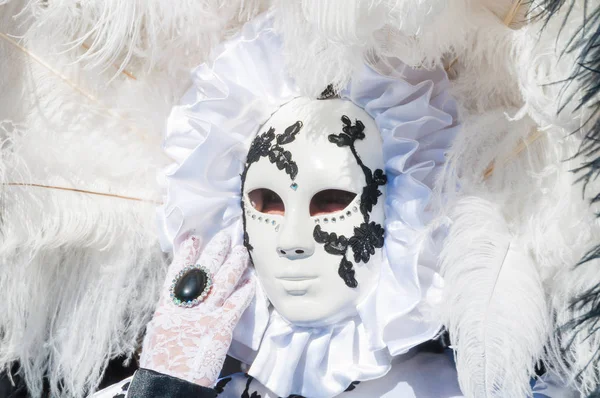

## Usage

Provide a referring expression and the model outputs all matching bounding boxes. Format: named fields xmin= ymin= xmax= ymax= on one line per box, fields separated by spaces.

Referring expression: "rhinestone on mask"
xmin=170 ymin=264 xmax=212 ymax=308
xmin=290 ymin=182 xmax=298 ymax=191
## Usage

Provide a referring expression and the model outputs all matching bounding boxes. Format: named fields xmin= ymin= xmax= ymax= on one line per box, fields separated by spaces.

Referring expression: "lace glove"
xmin=139 ymin=232 xmax=255 ymax=387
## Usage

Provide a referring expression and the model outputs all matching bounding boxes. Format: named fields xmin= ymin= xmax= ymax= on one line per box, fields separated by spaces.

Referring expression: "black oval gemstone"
xmin=174 ymin=268 xmax=207 ymax=302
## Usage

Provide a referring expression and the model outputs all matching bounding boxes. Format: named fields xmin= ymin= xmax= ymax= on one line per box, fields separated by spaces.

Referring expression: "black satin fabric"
xmin=128 ymin=368 xmax=216 ymax=398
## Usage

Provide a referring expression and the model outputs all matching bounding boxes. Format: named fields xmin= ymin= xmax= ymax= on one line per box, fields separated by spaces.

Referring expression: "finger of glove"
xmin=196 ymin=231 xmax=232 ymax=276
xmin=208 ymin=245 xmax=250 ymax=307
xmin=222 ymin=272 xmax=256 ymax=317
xmin=161 ymin=232 xmax=229 ymax=305
xmin=162 ymin=235 xmax=203 ymax=296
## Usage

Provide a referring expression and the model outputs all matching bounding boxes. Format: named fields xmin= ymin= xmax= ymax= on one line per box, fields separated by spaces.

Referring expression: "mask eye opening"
xmin=247 ymin=188 xmax=285 ymax=215
xmin=309 ymin=189 xmax=357 ymax=216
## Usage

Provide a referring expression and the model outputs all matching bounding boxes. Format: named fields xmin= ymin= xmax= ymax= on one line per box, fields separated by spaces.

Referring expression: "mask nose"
xmin=277 ymin=245 xmax=314 ymax=260
xmin=276 ymin=208 xmax=315 ymax=260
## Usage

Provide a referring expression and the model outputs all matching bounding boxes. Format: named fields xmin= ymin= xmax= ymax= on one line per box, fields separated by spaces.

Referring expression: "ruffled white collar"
xmin=229 ymin=257 xmax=444 ymax=398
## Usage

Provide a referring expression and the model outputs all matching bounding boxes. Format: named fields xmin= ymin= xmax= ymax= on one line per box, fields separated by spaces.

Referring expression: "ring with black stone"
xmin=170 ymin=264 xmax=213 ymax=308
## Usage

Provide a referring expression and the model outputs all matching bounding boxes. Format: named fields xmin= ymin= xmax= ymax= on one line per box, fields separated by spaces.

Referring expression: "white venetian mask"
xmin=241 ymin=97 xmax=387 ymax=327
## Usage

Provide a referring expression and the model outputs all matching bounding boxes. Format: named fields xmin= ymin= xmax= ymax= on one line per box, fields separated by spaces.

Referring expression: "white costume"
xmin=95 ymin=11 xmax=576 ymax=398
xmin=158 ymin=11 xmax=456 ymax=398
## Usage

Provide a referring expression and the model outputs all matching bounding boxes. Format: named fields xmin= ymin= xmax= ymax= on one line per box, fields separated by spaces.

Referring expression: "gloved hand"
xmin=139 ymin=231 xmax=255 ymax=387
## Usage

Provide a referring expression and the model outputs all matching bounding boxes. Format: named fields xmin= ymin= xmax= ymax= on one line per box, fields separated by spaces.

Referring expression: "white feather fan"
xmin=0 ymin=0 xmax=265 ymax=396
xmin=440 ymin=197 xmax=549 ymax=398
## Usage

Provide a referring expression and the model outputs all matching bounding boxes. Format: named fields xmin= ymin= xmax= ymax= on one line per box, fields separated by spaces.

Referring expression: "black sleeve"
xmin=126 ymin=368 xmax=217 ymax=398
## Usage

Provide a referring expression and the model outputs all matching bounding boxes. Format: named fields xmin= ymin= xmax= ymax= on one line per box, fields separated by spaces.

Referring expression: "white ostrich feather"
xmin=435 ymin=81 xmax=596 ymax=396
xmin=513 ymin=0 xmax=594 ymax=134
xmin=272 ymin=0 xmax=365 ymax=97
xmin=440 ymin=197 xmax=549 ymax=398
xmin=550 ymin=255 xmax=600 ymax=395
xmin=21 ymin=0 xmax=266 ymax=77
xmin=275 ymin=0 xmax=523 ymax=103
xmin=435 ymin=104 xmax=588 ymax=280
xmin=0 ymin=46 xmax=168 ymax=397
xmin=540 ymin=159 xmax=600 ymax=395
xmin=0 ymin=0 xmax=267 ymax=396
xmin=435 ymin=108 xmax=550 ymax=208
xmin=510 ymin=3 xmax=600 ymax=392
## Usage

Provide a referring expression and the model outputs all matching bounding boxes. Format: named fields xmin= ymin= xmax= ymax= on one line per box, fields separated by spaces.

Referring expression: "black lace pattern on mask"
xmin=241 ymin=121 xmax=303 ymax=253
xmin=246 ymin=121 xmax=303 ymax=180
xmin=314 ymin=115 xmax=387 ymax=288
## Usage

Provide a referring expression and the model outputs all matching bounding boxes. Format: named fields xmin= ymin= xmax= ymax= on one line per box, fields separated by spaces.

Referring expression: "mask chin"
xmin=242 ymin=97 xmax=386 ymax=327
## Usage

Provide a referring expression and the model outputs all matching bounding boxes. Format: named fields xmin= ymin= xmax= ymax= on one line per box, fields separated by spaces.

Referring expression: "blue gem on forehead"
xmin=290 ymin=182 xmax=298 ymax=191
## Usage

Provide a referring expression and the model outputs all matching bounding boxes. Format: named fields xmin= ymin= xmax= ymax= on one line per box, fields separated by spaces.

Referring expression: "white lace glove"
xmin=139 ymin=232 xmax=255 ymax=387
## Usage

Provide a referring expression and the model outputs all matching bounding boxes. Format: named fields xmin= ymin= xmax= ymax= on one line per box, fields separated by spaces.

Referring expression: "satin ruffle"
xmin=158 ymin=10 xmax=459 ymax=398
xmin=157 ymin=12 xmax=296 ymax=252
